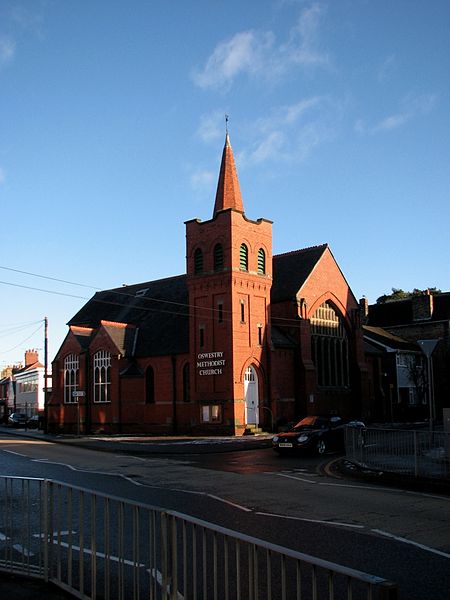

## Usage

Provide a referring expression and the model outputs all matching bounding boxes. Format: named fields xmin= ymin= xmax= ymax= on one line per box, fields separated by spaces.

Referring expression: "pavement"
xmin=1 ymin=425 xmax=449 ymax=597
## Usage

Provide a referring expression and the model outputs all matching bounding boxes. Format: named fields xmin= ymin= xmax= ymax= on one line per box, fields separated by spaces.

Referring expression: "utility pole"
xmin=43 ymin=317 xmax=48 ymax=434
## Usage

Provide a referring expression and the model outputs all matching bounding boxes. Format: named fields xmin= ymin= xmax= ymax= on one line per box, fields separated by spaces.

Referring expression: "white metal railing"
xmin=345 ymin=427 xmax=450 ymax=480
xmin=0 ymin=476 xmax=398 ymax=599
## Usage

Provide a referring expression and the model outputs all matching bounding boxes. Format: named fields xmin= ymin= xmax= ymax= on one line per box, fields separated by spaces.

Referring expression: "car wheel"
xmin=316 ymin=439 xmax=327 ymax=455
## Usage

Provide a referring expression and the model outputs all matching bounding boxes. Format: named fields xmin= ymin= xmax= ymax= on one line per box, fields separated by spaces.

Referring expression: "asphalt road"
xmin=0 ymin=431 xmax=449 ymax=599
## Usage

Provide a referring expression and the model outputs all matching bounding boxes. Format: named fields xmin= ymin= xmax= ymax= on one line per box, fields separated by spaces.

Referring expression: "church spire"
xmin=213 ymin=132 xmax=244 ymax=218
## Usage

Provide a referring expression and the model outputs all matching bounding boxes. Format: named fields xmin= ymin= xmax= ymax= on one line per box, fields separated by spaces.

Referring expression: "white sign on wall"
xmin=197 ymin=352 xmax=226 ymax=376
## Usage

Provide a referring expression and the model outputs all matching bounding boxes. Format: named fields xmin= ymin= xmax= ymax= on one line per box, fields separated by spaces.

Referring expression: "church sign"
xmin=197 ymin=352 xmax=225 ymax=376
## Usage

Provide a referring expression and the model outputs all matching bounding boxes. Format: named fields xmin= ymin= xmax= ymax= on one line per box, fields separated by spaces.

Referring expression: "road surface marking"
xmin=2 ymin=449 xmax=27 ymax=457
xmin=277 ymin=473 xmax=318 ymax=484
xmin=12 ymin=543 xmax=34 ymax=557
xmin=371 ymin=529 xmax=450 ymax=559
xmin=255 ymin=512 xmax=365 ymax=529
xmin=206 ymin=494 xmax=252 ymax=512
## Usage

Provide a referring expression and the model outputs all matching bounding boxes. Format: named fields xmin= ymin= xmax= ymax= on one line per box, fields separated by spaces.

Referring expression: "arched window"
xmin=240 ymin=243 xmax=248 ymax=271
xmin=183 ymin=364 xmax=190 ymax=402
xmin=213 ymin=243 xmax=224 ymax=272
xmin=311 ymin=302 xmax=349 ymax=389
xmin=257 ymin=248 xmax=266 ymax=274
xmin=64 ymin=354 xmax=79 ymax=403
xmin=194 ymin=248 xmax=203 ymax=274
xmin=146 ymin=366 xmax=155 ymax=403
xmin=93 ymin=350 xmax=111 ymax=403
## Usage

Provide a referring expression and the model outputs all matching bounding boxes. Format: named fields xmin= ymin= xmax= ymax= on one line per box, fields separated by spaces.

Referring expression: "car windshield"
xmin=293 ymin=416 xmax=327 ymax=430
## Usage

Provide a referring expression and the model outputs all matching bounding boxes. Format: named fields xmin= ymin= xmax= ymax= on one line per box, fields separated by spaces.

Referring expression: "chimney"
xmin=359 ymin=297 xmax=369 ymax=324
xmin=412 ymin=290 xmax=434 ymax=321
xmin=25 ymin=349 xmax=39 ymax=366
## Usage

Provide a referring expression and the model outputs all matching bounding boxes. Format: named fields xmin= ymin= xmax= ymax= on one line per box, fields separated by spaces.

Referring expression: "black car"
xmin=27 ymin=414 xmax=43 ymax=429
xmin=8 ymin=413 xmax=29 ymax=428
xmin=272 ymin=415 xmax=348 ymax=455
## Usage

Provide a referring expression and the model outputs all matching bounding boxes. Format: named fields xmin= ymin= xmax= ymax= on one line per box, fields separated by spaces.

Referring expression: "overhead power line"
xmin=0 ymin=266 xmax=308 ymax=328
xmin=0 ymin=321 xmax=44 ymax=355
xmin=0 ymin=266 xmax=100 ymax=290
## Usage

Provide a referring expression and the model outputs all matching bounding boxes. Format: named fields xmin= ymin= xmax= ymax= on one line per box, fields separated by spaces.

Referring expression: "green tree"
xmin=376 ymin=287 xmax=441 ymax=304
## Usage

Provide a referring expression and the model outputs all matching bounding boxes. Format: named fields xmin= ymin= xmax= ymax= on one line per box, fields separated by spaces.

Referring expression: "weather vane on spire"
xmin=225 ymin=114 xmax=229 ymax=134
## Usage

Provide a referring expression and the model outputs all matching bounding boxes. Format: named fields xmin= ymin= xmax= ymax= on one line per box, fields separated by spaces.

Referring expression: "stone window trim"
xmin=93 ymin=350 xmax=111 ymax=403
xmin=310 ymin=301 xmax=350 ymax=390
xmin=64 ymin=353 xmax=79 ymax=404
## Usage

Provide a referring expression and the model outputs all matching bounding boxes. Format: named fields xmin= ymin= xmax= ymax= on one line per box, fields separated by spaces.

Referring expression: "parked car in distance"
xmin=8 ymin=413 xmax=29 ymax=428
xmin=27 ymin=414 xmax=43 ymax=429
xmin=272 ymin=415 xmax=364 ymax=455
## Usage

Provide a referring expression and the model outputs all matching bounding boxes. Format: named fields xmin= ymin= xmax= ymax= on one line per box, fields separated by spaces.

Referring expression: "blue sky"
xmin=1 ymin=0 xmax=449 ymax=368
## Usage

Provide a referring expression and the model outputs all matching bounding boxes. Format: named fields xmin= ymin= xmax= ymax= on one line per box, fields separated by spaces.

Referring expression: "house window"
xmin=311 ymin=302 xmax=349 ymax=389
xmin=240 ymin=300 xmax=245 ymax=323
xmin=93 ymin=350 xmax=111 ymax=403
xmin=257 ymin=325 xmax=263 ymax=345
xmin=194 ymin=248 xmax=203 ymax=274
xmin=396 ymin=353 xmax=409 ymax=368
xmin=218 ymin=302 xmax=223 ymax=323
xmin=214 ymin=244 xmax=224 ymax=272
xmin=183 ymin=364 xmax=190 ymax=402
xmin=240 ymin=243 xmax=248 ymax=271
xmin=257 ymin=248 xmax=266 ymax=274
xmin=201 ymin=404 xmax=221 ymax=423
xmin=64 ymin=354 xmax=79 ymax=403
xmin=146 ymin=366 xmax=155 ymax=403
xmin=199 ymin=326 xmax=205 ymax=348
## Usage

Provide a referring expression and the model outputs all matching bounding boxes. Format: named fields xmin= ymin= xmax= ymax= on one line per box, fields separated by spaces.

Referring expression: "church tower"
xmin=185 ymin=134 xmax=273 ymax=434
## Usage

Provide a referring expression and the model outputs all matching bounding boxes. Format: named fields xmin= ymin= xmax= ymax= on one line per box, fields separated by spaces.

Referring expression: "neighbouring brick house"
xmin=0 ymin=350 xmax=48 ymax=421
xmin=362 ymin=326 xmax=425 ymax=422
xmin=366 ymin=291 xmax=450 ymax=424
xmin=48 ymin=134 xmax=369 ymax=435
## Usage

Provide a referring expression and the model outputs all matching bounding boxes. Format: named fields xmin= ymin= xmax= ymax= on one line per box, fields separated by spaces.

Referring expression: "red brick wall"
xmin=186 ymin=209 xmax=273 ymax=434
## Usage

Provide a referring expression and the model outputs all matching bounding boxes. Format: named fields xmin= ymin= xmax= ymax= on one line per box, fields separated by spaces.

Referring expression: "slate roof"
xmin=68 ymin=275 xmax=189 ymax=357
xmin=368 ymin=292 xmax=450 ymax=327
xmin=65 ymin=244 xmax=331 ymax=357
xmin=271 ymin=245 xmax=328 ymax=303
xmin=363 ymin=326 xmax=419 ymax=352
xmin=270 ymin=325 xmax=297 ymax=349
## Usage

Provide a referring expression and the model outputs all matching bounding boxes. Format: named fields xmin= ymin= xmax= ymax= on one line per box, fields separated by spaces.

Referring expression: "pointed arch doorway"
xmin=244 ymin=365 xmax=259 ymax=426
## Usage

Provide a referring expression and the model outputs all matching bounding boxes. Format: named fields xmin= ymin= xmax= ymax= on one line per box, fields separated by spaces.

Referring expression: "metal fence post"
xmin=42 ymin=480 xmax=49 ymax=582
xmin=414 ymin=430 xmax=419 ymax=477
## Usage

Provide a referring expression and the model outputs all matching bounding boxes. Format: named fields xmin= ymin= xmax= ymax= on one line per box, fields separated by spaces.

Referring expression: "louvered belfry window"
xmin=240 ymin=243 xmax=248 ymax=271
xmin=311 ymin=302 xmax=349 ymax=389
xmin=194 ymin=248 xmax=203 ymax=274
xmin=214 ymin=243 xmax=224 ymax=272
xmin=257 ymin=248 xmax=266 ymax=274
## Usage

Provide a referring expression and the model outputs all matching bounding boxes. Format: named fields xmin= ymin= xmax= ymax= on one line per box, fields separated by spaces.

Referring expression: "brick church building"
xmin=48 ymin=134 xmax=369 ymax=435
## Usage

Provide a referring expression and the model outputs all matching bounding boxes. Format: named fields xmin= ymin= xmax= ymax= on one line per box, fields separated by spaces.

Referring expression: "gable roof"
xmin=271 ymin=245 xmax=328 ymax=303
xmin=68 ymin=275 xmax=189 ymax=357
xmin=363 ymin=325 xmax=419 ymax=352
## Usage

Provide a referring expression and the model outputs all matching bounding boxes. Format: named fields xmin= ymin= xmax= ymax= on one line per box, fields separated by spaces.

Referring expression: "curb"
xmin=331 ymin=457 xmax=450 ymax=496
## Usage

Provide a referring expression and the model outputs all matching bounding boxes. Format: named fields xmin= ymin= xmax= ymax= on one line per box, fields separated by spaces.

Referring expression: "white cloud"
xmin=377 ymin=54 xmax=397 ymax=83
xmin=0 ymin=36 xmax=15 ymax=66
xmin=190 ymin=168 xmax=216 ymax=192
xmin=192 ymin=3 xmax=328 ymax=90
xmin=279 ymin=3 xmax=329 ymax=69
xmin=238 ymin=95 xmax=340 ymax=166
xmin=192 ymin=30 xmax=273 ymax=90
xmin=356 ymin=92 xmax=437 ymax=135
xmin=197 ymin=110 xmax=227 ymax=143
xmin=10 ymin=5 xmax=45 ymax=39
